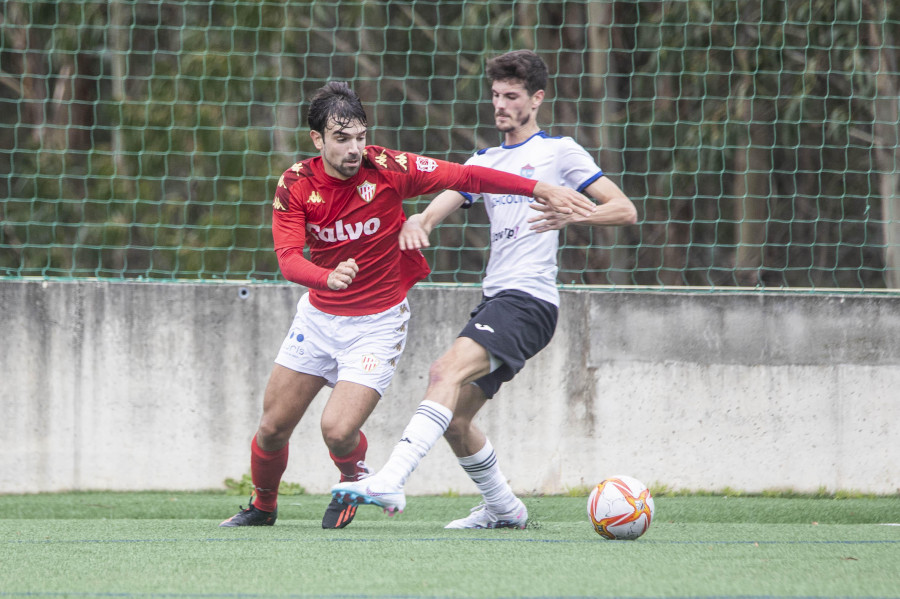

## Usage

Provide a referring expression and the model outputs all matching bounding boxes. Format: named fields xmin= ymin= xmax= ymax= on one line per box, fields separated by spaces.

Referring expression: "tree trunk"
xmin=4 ymin=1 xmax=50 ymax=146
xmin=586 ymin=0 xmax=633 ymax=285
xmin=865 ymin=1 xmax=900 ymax=289
xmin=732 ymin=18 xmax=772 ymax=287
xmin=732 ymin=98 xmax=772 ymax=287
xmin=109 ymin=0 xmax=130 ymax=178
xmin=874 ymin=72 xmax=900 ymax=290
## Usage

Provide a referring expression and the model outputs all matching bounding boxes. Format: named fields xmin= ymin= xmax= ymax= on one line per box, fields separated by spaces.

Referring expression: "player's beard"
xmin=495 ymin=111 xmax=532 ymax=133
xmin=325 ymin=155 xmax=361 ymax=179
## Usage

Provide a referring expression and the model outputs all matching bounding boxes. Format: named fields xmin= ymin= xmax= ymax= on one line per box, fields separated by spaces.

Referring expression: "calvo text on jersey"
xmin=307 ymin=217 xmax=381 ymax=242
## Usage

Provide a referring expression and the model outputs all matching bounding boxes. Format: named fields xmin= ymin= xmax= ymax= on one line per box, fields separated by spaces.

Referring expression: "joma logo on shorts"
xmin=308 ymin=217 xmax=381 ymax=242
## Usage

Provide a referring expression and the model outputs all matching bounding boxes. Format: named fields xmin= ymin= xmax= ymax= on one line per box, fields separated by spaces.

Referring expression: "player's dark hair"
xmin=486 ymin=50 xmax=548 ymax=96
xmin=306 ymin=81 xmax=368 ymax=134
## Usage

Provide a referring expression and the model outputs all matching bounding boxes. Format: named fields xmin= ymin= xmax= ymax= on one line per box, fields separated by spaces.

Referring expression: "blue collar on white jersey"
xmin=475 ymin=130 xmax=561 ymax=155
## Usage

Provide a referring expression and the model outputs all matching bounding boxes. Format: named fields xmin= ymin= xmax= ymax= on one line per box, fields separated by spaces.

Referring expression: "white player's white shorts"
xmin=274 ymin=293 xmax=411 ymax=396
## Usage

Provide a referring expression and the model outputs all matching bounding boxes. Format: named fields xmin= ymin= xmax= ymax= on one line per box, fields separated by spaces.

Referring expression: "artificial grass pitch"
xmin=0 ymin=492 xmax=898 ymax=598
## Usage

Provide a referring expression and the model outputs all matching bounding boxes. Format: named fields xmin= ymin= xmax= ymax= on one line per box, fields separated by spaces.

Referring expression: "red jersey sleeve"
xmin=276 ymin=247 xmax=331 ymax=290
xmin=367 ymin=147 xmax=538 ymax=199
xmin=270 ymin=162 xmax=331 ymax=290
xmin=450 ymin=163 xmax=538 ymax=197
xmin=271 ymin=167 xmax=307 ymax=251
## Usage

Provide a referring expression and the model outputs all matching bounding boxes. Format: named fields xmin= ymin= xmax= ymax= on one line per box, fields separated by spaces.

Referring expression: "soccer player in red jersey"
xmin=220 ymin=81 xmax=594 ymax=529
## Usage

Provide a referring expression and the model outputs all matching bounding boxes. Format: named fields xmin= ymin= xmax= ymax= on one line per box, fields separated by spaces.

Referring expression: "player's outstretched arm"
xmin=529 ymin=177 xmax=637 ymax=232
xmin=532 ymin=181 xmax=597 ymax=217
xmin=399 ymin=190 xmax=467 ymax=251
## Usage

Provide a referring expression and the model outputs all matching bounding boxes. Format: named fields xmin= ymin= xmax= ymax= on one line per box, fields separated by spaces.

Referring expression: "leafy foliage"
xmin=2 ymin=0 xmax=898 ymax=288
xmin=223 ymin=472 xmax=306 ymax=497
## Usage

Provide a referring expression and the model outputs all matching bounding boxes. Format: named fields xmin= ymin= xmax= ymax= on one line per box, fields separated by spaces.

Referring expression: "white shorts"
xmin=274 ymin=293 xmax=411 ymax=395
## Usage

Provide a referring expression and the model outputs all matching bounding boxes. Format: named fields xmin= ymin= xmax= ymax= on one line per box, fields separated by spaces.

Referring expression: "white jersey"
xmin=460 ymin=131 xmax=603 ymax=306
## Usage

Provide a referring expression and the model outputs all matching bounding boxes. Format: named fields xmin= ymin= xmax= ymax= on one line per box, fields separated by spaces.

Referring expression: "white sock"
xmin=458 ymin=438 xmax=520 ymax=515
xmin=380 ymin=400 xmax=452 ymax=487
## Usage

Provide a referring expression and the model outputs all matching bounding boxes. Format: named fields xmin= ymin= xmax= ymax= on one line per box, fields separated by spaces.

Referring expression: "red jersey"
xmin=271 ymin=145 xmax=537 ymax=316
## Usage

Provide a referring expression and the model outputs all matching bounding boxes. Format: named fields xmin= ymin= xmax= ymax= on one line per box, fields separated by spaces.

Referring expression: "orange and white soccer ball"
xmin=587 ymin=476 xmax=655 ymax=540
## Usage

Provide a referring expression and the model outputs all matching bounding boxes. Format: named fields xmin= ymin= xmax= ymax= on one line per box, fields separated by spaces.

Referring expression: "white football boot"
xmin=445 ymin=498 xmax=528 ymax=529
xmin=331 ymin=472 xmax=406 ymax=516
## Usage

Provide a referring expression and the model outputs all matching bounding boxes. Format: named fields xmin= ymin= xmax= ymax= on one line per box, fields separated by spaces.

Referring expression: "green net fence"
xmin=2 ymin=0 xmax=899 ymax=290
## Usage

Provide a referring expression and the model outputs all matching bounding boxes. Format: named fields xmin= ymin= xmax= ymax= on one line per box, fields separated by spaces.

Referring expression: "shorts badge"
xmin=361 ymin=354 xmax=379 ymax=373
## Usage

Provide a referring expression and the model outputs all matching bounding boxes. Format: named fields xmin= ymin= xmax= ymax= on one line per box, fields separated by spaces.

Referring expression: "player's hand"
xmin=399 ymin=214 xmax=431 ymax=250
xmin=527 ymin=204 xmax=582 ymax=232
xmin=532 ymin=182 xmax=595 ymax=217
xmin=327 ymin=258 xmax=359 ymax=290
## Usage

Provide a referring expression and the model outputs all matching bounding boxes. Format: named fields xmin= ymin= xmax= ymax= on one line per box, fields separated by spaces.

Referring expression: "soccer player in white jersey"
xmin=332 ymin=51 xmax=636 ymax=527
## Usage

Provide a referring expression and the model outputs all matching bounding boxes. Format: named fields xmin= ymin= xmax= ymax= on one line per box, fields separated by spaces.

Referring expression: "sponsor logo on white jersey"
xmin=307 ymin=218 xmax=381 ymax=243
xmin=492 ymin=226 xmax=520 ymax=242
xmin=416 ymin=156 xmax=439 ymax=172
xmin=491 ymin=194 xmax=536 ymax=207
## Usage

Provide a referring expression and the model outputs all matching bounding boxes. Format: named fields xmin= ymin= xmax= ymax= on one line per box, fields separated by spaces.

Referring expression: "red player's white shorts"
xmin=274 ymin=292 xmax=411 ymax=395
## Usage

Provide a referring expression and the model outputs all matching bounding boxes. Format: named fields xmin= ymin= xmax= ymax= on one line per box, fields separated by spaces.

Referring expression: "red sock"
xmin=330 ymin=430 xmax=368 ymax=482
xmin=250 ymin=435 xmax=288 ymax=512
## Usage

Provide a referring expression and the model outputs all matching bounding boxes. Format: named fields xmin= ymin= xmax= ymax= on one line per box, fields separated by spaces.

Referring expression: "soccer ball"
xmin=587 ymin=475 xmax=654 ymax=540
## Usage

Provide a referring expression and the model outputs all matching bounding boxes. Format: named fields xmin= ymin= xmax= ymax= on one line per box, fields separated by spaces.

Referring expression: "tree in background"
xmin=1 ymin=0 xmax=897 ymax=289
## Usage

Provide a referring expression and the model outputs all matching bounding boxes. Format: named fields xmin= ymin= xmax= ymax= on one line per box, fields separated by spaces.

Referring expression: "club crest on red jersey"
xmin=357 ymin=181 xmax=376 ymax=202
xmin=416 ymin=156 xmax=438 ymax=172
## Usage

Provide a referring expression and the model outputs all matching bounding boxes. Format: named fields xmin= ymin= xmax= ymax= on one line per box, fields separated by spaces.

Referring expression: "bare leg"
xmin=320 ymin=380 xmax=381 ymax=456
xmin=319 ymin=380 xmax=381 ymax=529
xmin=256 ymin=364 xmax=327 ymax=450
xmin=443 ymin=382 xmax=488 ymax=457
xmin=423 ymin=336 xmax=492 ymax=413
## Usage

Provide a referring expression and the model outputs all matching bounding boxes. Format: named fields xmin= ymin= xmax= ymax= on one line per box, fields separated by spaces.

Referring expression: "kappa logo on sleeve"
xmin=273 ymin=189 xmax=289 ymax=212
xmin=415 ymin=156 xmax=438 ymax=172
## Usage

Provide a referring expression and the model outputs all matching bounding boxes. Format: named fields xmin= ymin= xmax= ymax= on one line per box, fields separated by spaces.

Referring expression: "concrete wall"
xmin=1 ymin=279 xmax=898 ymax=495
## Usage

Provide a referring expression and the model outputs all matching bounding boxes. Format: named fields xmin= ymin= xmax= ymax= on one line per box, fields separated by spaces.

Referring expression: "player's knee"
xmin=428 ymin=356 xmax=463 ymax=389
xmin=256 ymin=418 xmax=291 ymax=449
xmin=321 ymin=422 xmax=358 ymax=455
